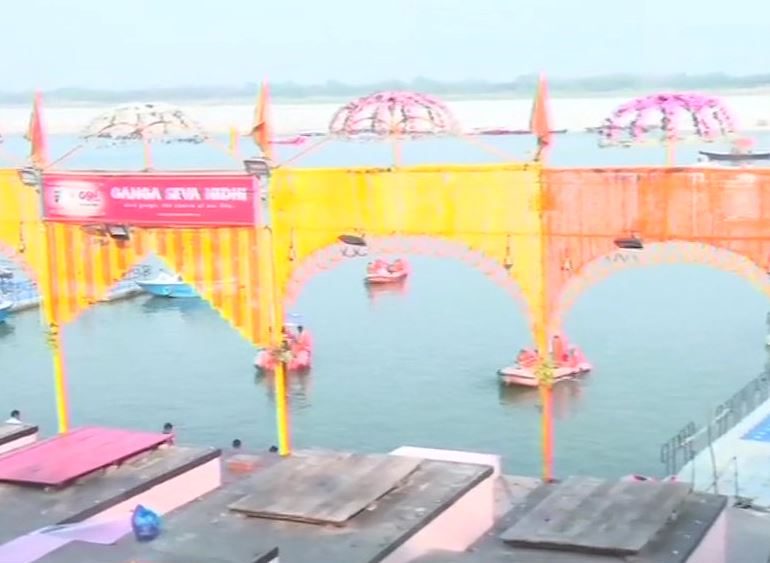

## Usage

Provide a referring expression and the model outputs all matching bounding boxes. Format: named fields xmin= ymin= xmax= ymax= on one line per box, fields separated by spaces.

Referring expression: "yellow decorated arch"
xmin=269 ymin=162 xmax=550 ymax=346
xmin=0 ymin=169 xmax=44 ymax=278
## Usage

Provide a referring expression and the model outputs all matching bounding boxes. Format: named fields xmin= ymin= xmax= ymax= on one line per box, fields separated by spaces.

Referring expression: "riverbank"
xmin=1 ymin=93 xmax=769 ymax=136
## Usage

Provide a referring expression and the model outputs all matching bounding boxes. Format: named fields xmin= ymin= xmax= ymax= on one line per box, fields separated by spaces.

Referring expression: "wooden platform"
xmin=0 ymin=423 xmax=37 ymax=446
xmin=39 ymin=452 xmax=492 ymax=563
xmin=412 ymin=477 xmax=727 ymax=563
xmin=228 ymin=452 xmax=422 ymax=525
xmin=0 ymin=427 xmax=171 ymax=487
xmin=499 ymin=476 xmax=691 ymax=556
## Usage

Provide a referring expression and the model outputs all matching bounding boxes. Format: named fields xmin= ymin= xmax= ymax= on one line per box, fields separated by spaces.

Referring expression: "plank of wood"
xmin=500 ymin=477 xmax=691 ymax=556
xmin=228 ymin=452 xmax=421 ymax=525
xmin=0 ymin=427 xmax=171 ymax=486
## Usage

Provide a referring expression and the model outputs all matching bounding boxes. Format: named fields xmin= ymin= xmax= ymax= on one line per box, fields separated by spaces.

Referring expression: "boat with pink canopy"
xmin=498 ymin=335 xmax=592 ymax=387
xmin=365 ymin=258 xmax=409 ymax=285
xmin=254 ymin=316 xmax=313 ymax=372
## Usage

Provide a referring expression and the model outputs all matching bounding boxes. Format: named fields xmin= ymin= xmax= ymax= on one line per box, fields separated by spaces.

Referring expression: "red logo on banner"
xmin=41 ymin=172 xmax=259 ymax=226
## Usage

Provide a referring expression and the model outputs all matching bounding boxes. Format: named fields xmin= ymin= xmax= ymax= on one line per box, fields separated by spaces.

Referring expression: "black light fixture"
xmin=337 ymin=234 xmax=367 ymax=247
xmin=613 ymin=235 xmax=644 ymax=250
xmin=243 ymin=156 xmax=272 ymax=178
xmin=17 ymin=166 xmax=41 ymax=188
xmin=337 ymin=233 xmax=368 ymax=257
xmin=105 ymin=224 xmax=131 ymax=241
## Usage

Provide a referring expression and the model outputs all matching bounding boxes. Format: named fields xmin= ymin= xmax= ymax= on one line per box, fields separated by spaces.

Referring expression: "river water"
xmin=1 ymin=132 xmax=769 ymax=478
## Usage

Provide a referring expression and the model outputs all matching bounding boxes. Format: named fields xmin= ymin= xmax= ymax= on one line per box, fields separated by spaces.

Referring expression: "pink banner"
xmin=41 ymin=171 xmax=259 ymax=226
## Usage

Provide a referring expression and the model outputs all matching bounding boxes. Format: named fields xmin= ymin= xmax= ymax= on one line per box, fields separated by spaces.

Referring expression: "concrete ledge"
xmin=390 ymin=446 xmax=502 ymax=479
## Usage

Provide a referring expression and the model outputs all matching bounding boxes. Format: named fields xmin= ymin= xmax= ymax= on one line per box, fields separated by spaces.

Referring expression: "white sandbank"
xmin=1 ymin=94 xmax=769 ymax=136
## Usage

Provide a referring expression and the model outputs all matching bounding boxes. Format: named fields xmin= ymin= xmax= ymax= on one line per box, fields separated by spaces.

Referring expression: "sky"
xmin=5 ymin=0 xmax=770 ymax=90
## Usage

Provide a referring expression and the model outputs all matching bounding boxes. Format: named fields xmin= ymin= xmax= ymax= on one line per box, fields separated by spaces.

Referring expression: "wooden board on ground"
xmin=0 ymin=426 xmax=171 ymax=486
xmin=499 ymin=476 xmax=691 ymax=556
xmin=228 ymin=452 xmax=421 ymax=526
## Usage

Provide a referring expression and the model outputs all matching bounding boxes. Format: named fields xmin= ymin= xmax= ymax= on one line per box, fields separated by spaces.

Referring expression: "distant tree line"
xmin=3 ymin=74 xmax=770 ymax=104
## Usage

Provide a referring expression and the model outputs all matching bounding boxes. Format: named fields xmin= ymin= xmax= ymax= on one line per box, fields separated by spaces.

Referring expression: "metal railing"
xmin=660 ymin=369 xmax=770 ymax=477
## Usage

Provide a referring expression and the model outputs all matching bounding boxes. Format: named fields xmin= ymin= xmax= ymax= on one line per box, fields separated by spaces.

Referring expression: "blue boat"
xmin=135 ymin=272 xmax=199 ymax=298
xmin=0 ymin=296 xmax=13 ymax=323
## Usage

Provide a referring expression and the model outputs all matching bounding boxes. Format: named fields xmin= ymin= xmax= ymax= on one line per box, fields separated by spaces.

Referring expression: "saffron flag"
xmin=25 ymin=91 xmax=49 ymax=168
xmin=250 ymin=81 xmax=273 ymax=160
xmin=529 ymin=73 xmax=552 ymax=162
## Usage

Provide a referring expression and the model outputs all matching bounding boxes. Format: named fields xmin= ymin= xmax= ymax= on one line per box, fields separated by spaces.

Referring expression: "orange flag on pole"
xmin=529 ymin=73 xmax=552 ymax=162
xmin=250 ymin=81 xmax=273 ymax=160
xmin=25 ymin=91 xmax=49 ymax=168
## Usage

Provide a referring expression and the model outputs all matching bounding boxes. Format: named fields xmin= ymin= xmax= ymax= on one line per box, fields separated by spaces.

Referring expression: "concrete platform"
xmin=41 ymin=449 xmax=495 ymax=563
xmin=0 ymin=423 xmax=37 ymax=455
xmin=0 ymin=442 xmax=221 ymax=562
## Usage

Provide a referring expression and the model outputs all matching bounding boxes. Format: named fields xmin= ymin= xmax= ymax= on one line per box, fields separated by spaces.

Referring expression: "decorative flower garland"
xmin=599 ymin=93 xmax=736 ymax=146
xmin=80 ymin=102 xmax=209 ymax=146
xmin=328 ymin=90 xmax=460 ymax=140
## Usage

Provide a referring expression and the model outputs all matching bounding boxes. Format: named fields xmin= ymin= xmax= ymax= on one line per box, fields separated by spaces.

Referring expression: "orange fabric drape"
xmin=26 ymin=91 xmax=49 ymax=168
xmin=530 ymin=74 xmax=552 ymax=162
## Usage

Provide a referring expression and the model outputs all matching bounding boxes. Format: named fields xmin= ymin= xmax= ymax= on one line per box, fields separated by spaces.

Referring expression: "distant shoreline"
xmin=4 ymin=74 xmax=770 ymax=106
xmin=2 ymin=87 xmax=770 ymax=109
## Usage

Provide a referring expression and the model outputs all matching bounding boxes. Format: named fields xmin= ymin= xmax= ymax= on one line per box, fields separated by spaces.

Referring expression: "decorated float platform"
xmin=0 ymin=426 xmax=221 ymax=563
xmin=0 ymin=423 xmax=38 ymax=455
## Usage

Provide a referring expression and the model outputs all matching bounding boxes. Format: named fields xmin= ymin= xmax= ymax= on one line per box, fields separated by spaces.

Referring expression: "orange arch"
xmin=551 ymin=241 xmax=770 ymax=331
xmin=283 ymin=234 xmax=532 ymax=322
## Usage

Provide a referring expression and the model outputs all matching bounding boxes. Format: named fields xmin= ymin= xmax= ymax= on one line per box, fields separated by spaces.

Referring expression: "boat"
xmin=135 ymin=271 xmax=198 ymax=298
xmin=0 ymin=296 xmax=13 ymax=323
xmin=498 ymin=339 xmax=592 ymax=387
xmin=498 ymin=362 xmax=592 ymax=387
xmin=255 ymin=320 xmax=313 ymax=372
xmin=254 ymin=347 xmax=312 ymax=372
xmin=699 ymin=150 xmax=770 ymax=162
xmin=365 ymin=259 xmax=409 ymax=285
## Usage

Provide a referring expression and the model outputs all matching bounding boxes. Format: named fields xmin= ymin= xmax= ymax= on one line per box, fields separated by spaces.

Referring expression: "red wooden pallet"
xmin=0 ymin=426 xmax=171 ymax=486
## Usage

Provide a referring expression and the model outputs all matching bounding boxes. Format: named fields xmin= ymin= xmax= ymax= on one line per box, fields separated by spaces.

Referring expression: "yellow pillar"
xmin=532 ymin=165 xmax=554 ymax=482
xmin=47 ymin=323 xmax=70 ymax=433
xmin=40 ymin=224 xmax=71 ymax=434
xmin=265 ymin=224 xmax=290 ymax=455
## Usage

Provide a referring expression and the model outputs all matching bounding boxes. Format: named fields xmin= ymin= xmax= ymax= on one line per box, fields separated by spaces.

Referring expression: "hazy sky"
xmin=6 ymin=0 xmax=769 ymax=89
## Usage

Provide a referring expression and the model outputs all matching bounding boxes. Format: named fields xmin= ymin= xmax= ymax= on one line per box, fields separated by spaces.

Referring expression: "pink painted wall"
xmin=84 ymin=457 xmax=221 ymax=524
xmin=384 ymin=446 xmax=496 ymax=563
xmin=687 ymin=509 xmax=726 ymax=563
xmin=0 ymin=433 xmax=37 ymax=456
xmin=390 ymin=446 xmax=501 ymax=478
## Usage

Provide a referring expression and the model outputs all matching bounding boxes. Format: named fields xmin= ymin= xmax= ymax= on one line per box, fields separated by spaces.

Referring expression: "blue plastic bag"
xmin=131 ymin=504 xmax=161 ymax=542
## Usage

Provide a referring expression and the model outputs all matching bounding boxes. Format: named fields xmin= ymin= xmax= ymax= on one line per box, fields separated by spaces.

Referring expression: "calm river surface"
xmin=2 ymin=131 xmax=770 ymax=478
